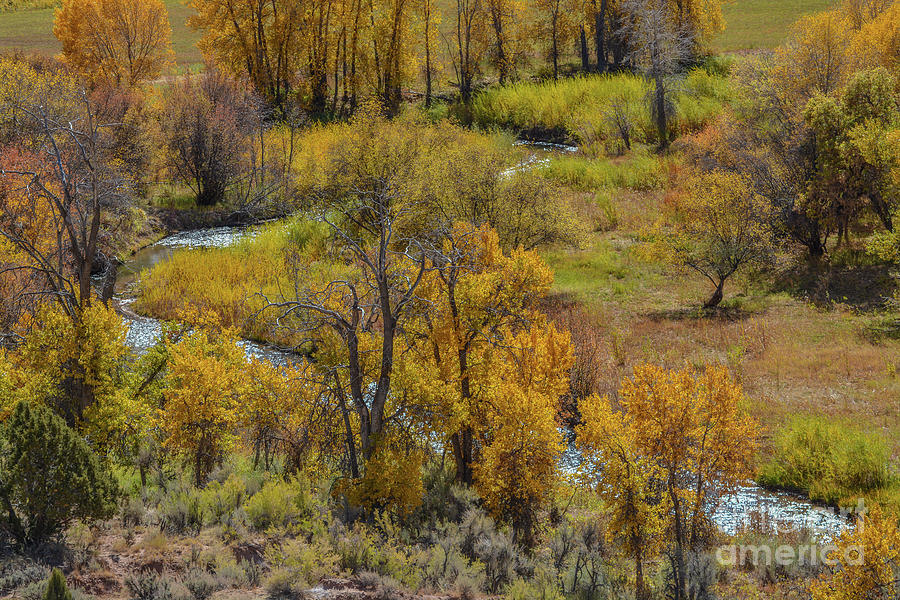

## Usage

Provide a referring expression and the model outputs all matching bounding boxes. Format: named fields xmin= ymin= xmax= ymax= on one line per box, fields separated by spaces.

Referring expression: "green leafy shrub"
xmin=264 ymin=567 xmax=305 ymax=600
xmin=198 ymin=474 xmax=247 ymax=525
xmin=266 ymin=537 xmax=339 ymax=584
xmin=474 ymin=530 xmax=526 ymax=594
xmin=121 ymin=496 xmax=145 ymax=528
xmin=759 ymin=416 xmax=894 ymax=505
xmin=243 ymin=477 xmax=314 ymax=531
xmin=158 ymin=488 xmax=204 ymax=534
xmin=0 ymin=558 xmax=47 ymax=595
xmin=332 ymin=525 xmax=379 ymax=574
xmin=408 ymin=461 xmax=480 ymax=532
xmin=504 ymin=574 xmax=563 ymax=600
xmin=0 ymin=401 xmax=118 ymax=547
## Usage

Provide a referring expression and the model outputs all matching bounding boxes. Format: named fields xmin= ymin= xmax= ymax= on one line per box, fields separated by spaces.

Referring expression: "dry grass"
xmin=545 ymin=192 xmax=900 ymax=463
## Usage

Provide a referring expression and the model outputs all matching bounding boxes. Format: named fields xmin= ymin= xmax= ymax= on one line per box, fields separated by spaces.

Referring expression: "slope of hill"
xmin=715 ymin=0 xmax=837 ymax=51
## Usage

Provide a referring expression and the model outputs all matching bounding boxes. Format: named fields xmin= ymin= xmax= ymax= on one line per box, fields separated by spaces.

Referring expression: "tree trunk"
xmin=634 ymin=542 xmax=646 ymax=600
xmin=451 ymin=429 xmax=474 ymax=484
xmin=654 ymin=73 xmax=668 ymax=149
xmin=594 ymin=0 xmax=607 ymax=71
xmin=670 ymin=477 xmax=686 ymax=600
xmin=335 ymin=373 xmax=360 ymax=479
xmin=195 ymin=449 xmax=204 ymax=488
xmin=552 ymin=14 xmax=559 ymax=79
xmin=704 ymin=278 xmax=725 ymax=309
xmin=424 ymin=14 xmax=433 ymax=107
xmin=580 ymin=26 xmax=589 ymax=72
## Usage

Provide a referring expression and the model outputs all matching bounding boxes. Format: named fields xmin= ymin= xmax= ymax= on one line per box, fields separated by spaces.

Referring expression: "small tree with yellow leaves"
xmin=654 ymin=170 xmax=774 ymax=308
xmin=577 ymin=394 xmax=668 ymax=600
xmin=54 ymin=0 xmax=174 ymax=87
xmin=159 ymin=324 xmax=245 ymax=486
xmin=400 ymin=223 xmax=574 ymax=545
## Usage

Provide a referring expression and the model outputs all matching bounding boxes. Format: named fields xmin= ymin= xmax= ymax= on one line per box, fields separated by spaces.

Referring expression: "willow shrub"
xmin=758 ymin=416 xmax=894 ymax=506
xmin=135 ymin=220 xmax=305 ymax=345
xmin=538 ymin=150 xmax=668 ymax=192
xmin=471 ymin=70 xmax=732 ymax=151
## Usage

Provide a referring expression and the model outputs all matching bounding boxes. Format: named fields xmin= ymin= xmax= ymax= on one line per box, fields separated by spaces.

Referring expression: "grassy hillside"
xmin=0 ymin=0 xmax=203 ymax=67
xmin=715 ymin=0 xmax=838 ymax=51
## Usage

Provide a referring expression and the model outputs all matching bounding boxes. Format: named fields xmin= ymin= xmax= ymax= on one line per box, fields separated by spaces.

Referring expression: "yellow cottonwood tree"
xmin=189 ymin=0 xmax=303 ymax=109
xmin=12 ymin=303 xmax=129 ymax=429
xmin=471 ymin=323 xmax=572 ymax=547
xmin=810 ymin=506 xmax=900 ymax=600
xmin=54 ymin=0 xmax=174 ymax=87
xmin=577 ymin=394 xmax=668 ymax=600
xmin=400 ymin=223 xmax=573 ymax=544
xmin=774 ymin=9 xmax=853 ymax=102
xmin=666 ymin=0 xmax=723 ymax=42
xmin=578 ymin=364 xmax=756 ymax=600
xmin=158 ymin=323 xmax=245 ymax=486
xmin=847 ymin=3 xmax=900 ymax=77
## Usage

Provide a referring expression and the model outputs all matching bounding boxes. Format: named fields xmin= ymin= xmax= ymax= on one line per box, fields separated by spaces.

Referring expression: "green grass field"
xmin=715 ymin=0 xmax=838 ymax=51
xmin=0 ymin=0 xmax=203 ymax=67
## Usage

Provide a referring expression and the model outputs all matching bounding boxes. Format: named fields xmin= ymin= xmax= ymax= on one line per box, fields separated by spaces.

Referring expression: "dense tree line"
xmin=51 ymin=0 xmax=726 ymax=115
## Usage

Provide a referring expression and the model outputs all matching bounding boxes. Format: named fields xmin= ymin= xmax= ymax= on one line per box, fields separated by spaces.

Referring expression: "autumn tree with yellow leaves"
xmin=577 ymin=364 xmax=757 ymax=600
xmin=54 ymin=0 xmax=174 ymax=87
xmin=399 ymin=223 xmax=573 ymax=544
xmin=189 ymin=0 xmax=298 ymax=110
xmin=810 ymin=506 xmax=900 ymax=600
xmin=158 ymin=324 xmax=246 ymax=486
xmin=0 ymin=58 xmax=139 ymax=424
xmin=0 ymin=303 xmax=129 ymax=430
xmin=652 ymin=170 xmax=774 ymax=308
xmin=577 ymin=394 xmax=667 ymax=600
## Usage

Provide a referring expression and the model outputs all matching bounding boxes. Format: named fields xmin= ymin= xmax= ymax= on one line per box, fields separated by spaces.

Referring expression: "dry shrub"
xmin=541 ymin=294 xmax=617 ymax=425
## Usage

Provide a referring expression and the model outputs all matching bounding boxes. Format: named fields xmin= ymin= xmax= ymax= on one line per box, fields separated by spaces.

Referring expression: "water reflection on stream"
xmin=715 ymin=484 xmax=850 ymax=538
xmin=118 ymin=146 xmax=853 ymax=541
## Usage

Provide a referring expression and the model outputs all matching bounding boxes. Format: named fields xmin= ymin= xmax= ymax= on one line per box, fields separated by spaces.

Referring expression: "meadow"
xmin=714 ymin=0 xmax=838 ymax=51
xmin=0 ymin=0 xmax=203 ymax=67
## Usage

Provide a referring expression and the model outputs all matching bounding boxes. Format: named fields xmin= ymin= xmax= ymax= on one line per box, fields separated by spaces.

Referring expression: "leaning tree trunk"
xmin=704 ymin=278 xmax=725 ymax=309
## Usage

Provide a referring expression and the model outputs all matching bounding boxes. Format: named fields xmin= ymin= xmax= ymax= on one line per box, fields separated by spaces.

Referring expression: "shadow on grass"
xmin=643 ymin=304 xmax=756 ymax=323
xmin=774 ymin=262 xmax=898 ymax=312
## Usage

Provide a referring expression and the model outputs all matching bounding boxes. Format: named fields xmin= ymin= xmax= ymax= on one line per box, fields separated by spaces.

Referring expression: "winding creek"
xmin=114 ymin=141 xmax=853 ymax=541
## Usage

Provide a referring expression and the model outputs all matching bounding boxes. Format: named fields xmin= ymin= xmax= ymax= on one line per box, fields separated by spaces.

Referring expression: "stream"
xmin=114 ymin=142 xmax=852 ymax=541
